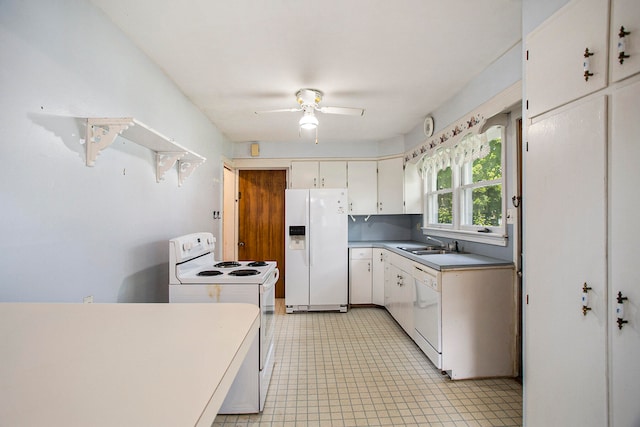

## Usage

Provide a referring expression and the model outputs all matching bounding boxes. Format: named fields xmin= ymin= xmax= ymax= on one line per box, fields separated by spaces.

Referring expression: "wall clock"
xmin=423 ymin=116 xmax=434 ymax=137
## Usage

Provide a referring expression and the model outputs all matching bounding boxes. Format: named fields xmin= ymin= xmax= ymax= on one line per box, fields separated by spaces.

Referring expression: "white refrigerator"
xmin=285 ymin=188 xmax=348 ymax=313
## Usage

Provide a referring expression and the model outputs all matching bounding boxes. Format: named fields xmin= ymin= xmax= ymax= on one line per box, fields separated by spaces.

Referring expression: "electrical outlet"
xmin=83 ymin=295 xmax=93 ymax=304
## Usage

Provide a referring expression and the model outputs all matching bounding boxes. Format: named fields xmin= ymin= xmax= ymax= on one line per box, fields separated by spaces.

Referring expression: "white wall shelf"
xmin=86 ymin=117 xmax=206 ymax=186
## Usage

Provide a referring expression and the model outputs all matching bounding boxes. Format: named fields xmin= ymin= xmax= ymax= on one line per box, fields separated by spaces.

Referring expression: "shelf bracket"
xmin=178 ymin=158 xmax=206 ymax=187
xmin=156 ymin=152 xmax=186 ymax=183
xmin=86 ymin=118 xmax=134 ymax=166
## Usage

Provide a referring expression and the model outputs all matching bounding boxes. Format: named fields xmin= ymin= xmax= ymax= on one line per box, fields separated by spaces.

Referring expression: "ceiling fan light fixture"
xmin=299 ymin=112 xmax=319 ymax=130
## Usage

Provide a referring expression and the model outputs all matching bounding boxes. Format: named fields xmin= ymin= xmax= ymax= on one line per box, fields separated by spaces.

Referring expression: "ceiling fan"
xmin=255 ymin=88 xmax=365 ymax=143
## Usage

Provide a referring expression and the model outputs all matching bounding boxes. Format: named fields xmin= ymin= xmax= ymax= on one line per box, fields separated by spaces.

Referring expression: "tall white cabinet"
xmin=524 ymin=0 xmax=640 ymax=425
xmin=525 ymin=96 xmax=608 ymax=426
xmin=609 ymin=78 xmax=640 ymax=427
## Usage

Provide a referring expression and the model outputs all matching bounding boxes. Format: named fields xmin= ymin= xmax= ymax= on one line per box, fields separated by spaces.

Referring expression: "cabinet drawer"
xmin=350 ymin=248 xmax=372 ymax=260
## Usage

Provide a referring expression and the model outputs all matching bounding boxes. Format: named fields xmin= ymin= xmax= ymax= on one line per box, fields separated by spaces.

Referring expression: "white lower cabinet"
xmin=439 ymin=267 xmax=516 ymax=379
xmin=385 ymin=253 xmax=415 ymax=338
xmin=385 ymin=251 xmax=516 ymax=379
xmin=372 ymin=249 xmax=386 ymax=306
xmin=349 ymin=248 xmax=372 ymax=304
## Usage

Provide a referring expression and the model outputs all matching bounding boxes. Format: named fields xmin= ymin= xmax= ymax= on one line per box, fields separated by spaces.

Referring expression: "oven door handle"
xmin=261 ymin=268 xmax=279 ymax=294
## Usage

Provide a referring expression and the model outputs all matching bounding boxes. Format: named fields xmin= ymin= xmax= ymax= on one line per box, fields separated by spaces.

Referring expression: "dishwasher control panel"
xmin=413 ymin=265 xmax=440 ymax=291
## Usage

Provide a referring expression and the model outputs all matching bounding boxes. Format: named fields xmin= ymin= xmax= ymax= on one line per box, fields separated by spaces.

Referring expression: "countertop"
xmin=0 ymin=302 xmax=259 ymax=427
xmin=349 ymin=240 xmax=513 ymax=271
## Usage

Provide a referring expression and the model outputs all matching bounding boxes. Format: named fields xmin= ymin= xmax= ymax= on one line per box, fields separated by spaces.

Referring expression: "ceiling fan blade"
xmin=317 ymin=106 xmax=365 ymax=116
xmin=254 ymin=108 xmax=301 ymax=114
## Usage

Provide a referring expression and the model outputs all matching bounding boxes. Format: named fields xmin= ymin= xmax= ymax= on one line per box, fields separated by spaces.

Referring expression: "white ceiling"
xmin=90 ymin=0 xmax=522 ymax=144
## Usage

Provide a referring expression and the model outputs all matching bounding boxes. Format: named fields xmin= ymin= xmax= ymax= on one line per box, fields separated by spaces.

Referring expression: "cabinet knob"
xmin=583 ymin=48 xmax=594 ymax=81
xmin=618 ymin=26 xmax=631 ymax=65
xmin=581 ymin=282 xmax=592 ymax=316
xmin=616 ymin=291 xmax=629 ymax=330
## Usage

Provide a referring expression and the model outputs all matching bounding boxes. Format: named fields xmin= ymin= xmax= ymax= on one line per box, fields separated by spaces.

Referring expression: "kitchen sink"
xmin=397 ymin=246 xmax=435 ymax=251
xmin=397 ymin=246 xmax=456 ymax=255
xmin=397 ymin=246 xmax=461 ymax=255
xmin=411 ymin=249 xmax=450 ymax=255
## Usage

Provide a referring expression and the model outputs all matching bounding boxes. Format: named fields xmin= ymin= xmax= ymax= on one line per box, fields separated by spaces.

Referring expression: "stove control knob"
xmin=183 ymin=242 xmax=193 ymax=251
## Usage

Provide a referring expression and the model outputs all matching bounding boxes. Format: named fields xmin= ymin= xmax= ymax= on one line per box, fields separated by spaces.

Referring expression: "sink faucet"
xmin=426 ymin=236 xmax=446 ymax=248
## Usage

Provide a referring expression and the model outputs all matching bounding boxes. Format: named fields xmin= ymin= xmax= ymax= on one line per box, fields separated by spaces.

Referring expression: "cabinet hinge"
xmin=238 ymin=191 xmax=241 ymax=200
xmin=526 ymin=50 xmax=529 ymax=61
xmin=526 ymin=100 xmax=528 ymax=110
xmin=526 ymin=141 xmax=529 ymax=152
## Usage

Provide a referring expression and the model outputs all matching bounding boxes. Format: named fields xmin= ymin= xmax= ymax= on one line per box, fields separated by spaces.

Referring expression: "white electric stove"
xmin=169 ymin=232 xmax=278 ymax=414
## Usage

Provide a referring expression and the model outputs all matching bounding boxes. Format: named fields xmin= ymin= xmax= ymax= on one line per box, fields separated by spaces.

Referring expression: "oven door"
xmin=260 ymin=268 xmax=278 ymax=370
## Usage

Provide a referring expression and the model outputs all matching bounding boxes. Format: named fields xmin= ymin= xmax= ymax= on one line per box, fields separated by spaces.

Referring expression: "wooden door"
xmin=238 ymin=170 xmax=286 ymax=298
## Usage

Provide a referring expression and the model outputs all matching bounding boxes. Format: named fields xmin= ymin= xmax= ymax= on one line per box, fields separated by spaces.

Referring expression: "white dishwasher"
xmin=413 ymin=265 xmax=442 ymax=368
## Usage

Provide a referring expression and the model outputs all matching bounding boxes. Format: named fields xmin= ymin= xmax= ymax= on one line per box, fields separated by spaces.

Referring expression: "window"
xmin=423 ymin=125 xmax=505 ymax=239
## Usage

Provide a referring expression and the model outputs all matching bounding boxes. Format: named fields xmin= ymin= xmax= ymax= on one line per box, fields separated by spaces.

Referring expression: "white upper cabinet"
xmin=318 ymin=161 xmax=347 ymax=188
xmin=525 ymin=0 xmax=609 ymax=118
xmin=347 ymin=161 xmax=378 ymax=214
xmin=290 ymin=161 xmax=347 ymax=188
xmin=610 ymin=0 xmax=640 ymax=83
xmin=403 ymin=160 xmax=422 ymax=214
xmin=290 ymin=161 xmax=318 ymax=188
xmin=377 ymin=157 xmax=404 ymax=214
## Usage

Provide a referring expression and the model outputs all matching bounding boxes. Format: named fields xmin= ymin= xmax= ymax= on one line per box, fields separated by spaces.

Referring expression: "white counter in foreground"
xmin=0 ymin=303 xmax=259 ymax=427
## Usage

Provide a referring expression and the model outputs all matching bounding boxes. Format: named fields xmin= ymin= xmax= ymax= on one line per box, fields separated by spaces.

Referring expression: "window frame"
xmin=422 ymin=125 xmax=507 ymax=244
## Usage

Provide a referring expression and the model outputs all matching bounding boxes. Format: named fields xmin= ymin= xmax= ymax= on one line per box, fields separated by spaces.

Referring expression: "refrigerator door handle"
xmin=307 ymin=193 xmax=312 ymax=267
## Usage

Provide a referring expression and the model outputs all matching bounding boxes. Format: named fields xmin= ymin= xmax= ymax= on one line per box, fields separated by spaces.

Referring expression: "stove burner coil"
xmin=248 ymin=261 xmax=268 ymax=267
xmin=228 ymin=269 xmax=260 ymax=277
xmin=214 ymin=261 xmax=241 ymax=268
xmin=197 ymin=270 xmax=223 ymax=276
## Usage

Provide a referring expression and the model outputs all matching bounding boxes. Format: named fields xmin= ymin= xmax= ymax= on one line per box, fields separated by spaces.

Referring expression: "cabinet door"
xmin=372 ymin=249 xmax=386 ymax=306
xmin=525 ymin=0 xmax=609 ymax=118
xmin=377 ymin=157 xmax=404 ymax=214
xmin=404 ymin=160 xmax=423 ymax=214
xmin=349 ymin=258 xmax=372 ymax=304
xmin=319 ymin=161 xmax=347 ymax=188
xmin=524 ymin=96 xmax=607 ymax=426
xmin=290 ymin=161 xmax=318 ymax=188
xmin=385 ymin=263 xmax=400 ymax=317
xmin=347 ymin=161 xmax=377 ymax=214
xmin=610 ymin=78 xmax=640 ymax=427
xmin=610 ymin=0 xmax=640 ymax=82
xmin=399 ymin=273 xmax=415 ymax=339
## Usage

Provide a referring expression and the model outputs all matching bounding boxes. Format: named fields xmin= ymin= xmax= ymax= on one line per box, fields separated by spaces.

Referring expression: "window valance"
xmin=418 ymin=125 xmax=501 ymax=175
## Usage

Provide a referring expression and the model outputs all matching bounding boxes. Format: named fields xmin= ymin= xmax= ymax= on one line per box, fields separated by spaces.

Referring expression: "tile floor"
xmin=213 ymin=299 xmax=522 ymax=427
